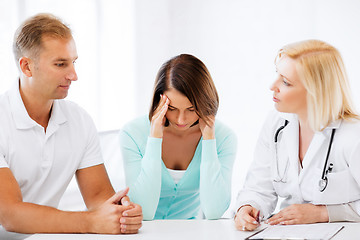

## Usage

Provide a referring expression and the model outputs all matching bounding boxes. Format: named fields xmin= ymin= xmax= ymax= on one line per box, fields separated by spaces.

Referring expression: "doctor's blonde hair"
xmin=276 ymin=39 xmax=359 ymax=131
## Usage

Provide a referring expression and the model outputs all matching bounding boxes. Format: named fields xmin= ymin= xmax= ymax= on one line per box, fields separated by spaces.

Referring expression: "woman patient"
xmin=120 ymin=54 xmax=237 ymax=220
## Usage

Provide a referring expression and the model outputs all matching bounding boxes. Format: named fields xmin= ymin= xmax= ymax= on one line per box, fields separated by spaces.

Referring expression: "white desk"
xmin=25 ymin=219 xmax=359 ymax=240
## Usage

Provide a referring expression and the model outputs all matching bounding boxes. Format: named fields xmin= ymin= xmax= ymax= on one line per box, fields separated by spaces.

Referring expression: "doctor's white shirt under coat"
xmin=237 ymin=110 xmax=360 ymax=222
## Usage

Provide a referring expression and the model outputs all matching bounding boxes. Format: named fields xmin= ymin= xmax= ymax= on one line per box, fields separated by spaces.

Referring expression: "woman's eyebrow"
xmin=279 ymin=73 xmax=292 ymax=83
xmin=167 ymin=105 xmax=194 ymax=109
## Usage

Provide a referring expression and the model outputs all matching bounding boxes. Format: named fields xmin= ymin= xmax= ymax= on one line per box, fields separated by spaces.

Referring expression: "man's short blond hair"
xmin=13 ymin=13 xmax=72 ymax=62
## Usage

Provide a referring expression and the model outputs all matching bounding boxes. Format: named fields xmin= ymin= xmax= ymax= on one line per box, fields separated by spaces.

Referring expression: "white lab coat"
xmin=237 ymin=110 xmax=360 ymax=219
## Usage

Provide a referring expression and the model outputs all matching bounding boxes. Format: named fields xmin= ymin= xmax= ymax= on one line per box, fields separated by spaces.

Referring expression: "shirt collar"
xmin=278 ymin=112 xmax=296 ymax=122
xmin=50 ymin=100 xmax=67 ymax=126
xmin=325 ymin=119 xmax=342 ymax=130
xmin=8 ymin=80 xmax=67 ymax=130
xmin=278 ymin=112 xmax=342 ymax=131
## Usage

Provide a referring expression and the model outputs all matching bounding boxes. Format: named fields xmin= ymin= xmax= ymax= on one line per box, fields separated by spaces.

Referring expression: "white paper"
xmin=248 ymin=224 xmax=344 ymax=240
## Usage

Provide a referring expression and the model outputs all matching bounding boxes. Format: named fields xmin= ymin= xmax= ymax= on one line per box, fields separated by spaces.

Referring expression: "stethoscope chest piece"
xmin=319 ymin=177 xmax=328 ymax=192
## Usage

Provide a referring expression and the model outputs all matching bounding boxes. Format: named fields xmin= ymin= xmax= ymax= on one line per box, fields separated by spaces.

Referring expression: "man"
xmin=0 ymin=13 xmax=142 ymax=239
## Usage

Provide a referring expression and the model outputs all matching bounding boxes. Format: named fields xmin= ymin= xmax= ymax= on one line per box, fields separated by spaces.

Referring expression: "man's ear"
xmin=19 ymin=57 xmax=33 ymax=77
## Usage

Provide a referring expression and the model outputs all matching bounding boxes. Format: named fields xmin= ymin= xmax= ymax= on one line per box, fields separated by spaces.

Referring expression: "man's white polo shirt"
xmin=0 ymin=81 xmax=104 ymax=207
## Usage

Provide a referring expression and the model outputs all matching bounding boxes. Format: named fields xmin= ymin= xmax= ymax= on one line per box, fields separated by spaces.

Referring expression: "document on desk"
xmin=247 ymin=224 xmax=344 ymax=240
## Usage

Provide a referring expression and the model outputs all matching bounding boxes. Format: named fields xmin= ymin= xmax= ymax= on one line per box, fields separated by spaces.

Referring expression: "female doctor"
xmin=235 ymin=39 xmax=360 ymax=231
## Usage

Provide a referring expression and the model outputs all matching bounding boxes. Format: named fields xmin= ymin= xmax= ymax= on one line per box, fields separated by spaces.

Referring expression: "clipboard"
xmin=244 ymin=227 xmax=268 ymax=240
xmin=245 ymin=224 xmax=344 ymax=240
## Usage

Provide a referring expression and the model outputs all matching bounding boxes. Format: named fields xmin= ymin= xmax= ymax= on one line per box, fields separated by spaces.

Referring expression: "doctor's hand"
xmin=266 ymin=203 xmax=328 ymax=225
xmin=199 ymin=116 xmax=215 ymax=140
xmin=234 ymin=205 xmax=260 ymax=231
xmin=150 ymin=94 xmax=169 ymax=138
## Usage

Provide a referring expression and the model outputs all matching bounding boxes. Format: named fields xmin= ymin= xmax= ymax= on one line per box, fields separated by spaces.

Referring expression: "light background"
xmin=1 ymin=0 xmax=360 ymax=216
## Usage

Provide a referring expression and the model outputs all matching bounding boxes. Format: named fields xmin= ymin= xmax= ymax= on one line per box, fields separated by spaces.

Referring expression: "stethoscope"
xmin=273 ymin=120 xmax=336 ymax=192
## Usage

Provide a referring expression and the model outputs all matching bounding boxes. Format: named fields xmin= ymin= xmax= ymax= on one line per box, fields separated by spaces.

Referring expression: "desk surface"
xmin=25 ymin=219 xmax=359 ymax=240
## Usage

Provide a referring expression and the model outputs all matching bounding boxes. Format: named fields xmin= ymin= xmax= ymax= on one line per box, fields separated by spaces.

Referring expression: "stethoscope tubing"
xmin=273 ymin=120 xmax=336 ymax=192
xmin=273 ymin=120 xmax=289 ymax=183
xmin=274 ymin=120 xmax=289 ymax=143
xmin=321 ymin=129 xmax=336 ymax=180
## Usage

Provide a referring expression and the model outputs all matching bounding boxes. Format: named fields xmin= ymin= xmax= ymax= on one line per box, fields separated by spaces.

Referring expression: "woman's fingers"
xmin=206 ymin=115 xmax=215 ymax=126
xmin=235 ymin=214 xmax=258 ymax=231
xmin=266 ymin=210 xmax=285 ymax=225
xmin=152 ymin=96 xmax=168 ymax=119
xmin=234 ymin=206 xmax=260 ymax=232
xmin=153 ymin=94 xmax=167 ymax=116
xmin=243 ymin=211 xmax=260 ymax=230
xmin=267 ymin=204 xmax=328 ymax=225
xmin=150 ymin=96 xmax=169 ymax=138
xmin=199 ymin=116 xmax=216 ymax=140
xmin=152 ymin=98 xmax=169 ymax=123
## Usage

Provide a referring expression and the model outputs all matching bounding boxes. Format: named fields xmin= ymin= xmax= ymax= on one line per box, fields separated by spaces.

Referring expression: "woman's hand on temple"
xmin=150 ymin=94 xmax=169 ymax=138
xmin=199 ymin=116 xmax=215 ymax=140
